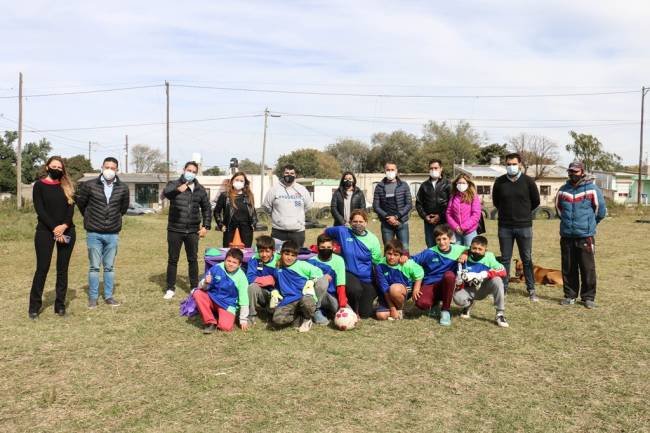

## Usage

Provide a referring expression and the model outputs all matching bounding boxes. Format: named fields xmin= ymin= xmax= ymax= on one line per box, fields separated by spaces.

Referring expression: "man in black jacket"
xmin=76 ymin=157 xmax=130 ymax=308
xmin=415 ymin=159 xmax=451 ymax=247
xmin=491 ymin=153 xmax=541 ymax=300
xmin=162 ymin=161 xmax=212 ymax=300
xmin=373 ymin=162 xmax=412 ymax=250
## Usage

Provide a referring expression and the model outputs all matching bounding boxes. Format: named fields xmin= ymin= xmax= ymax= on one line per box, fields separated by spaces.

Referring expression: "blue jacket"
xmin=555 ymin=178 xmax=606 ymax=238
xmin=373 ymin=178 xmax=412 ymax=223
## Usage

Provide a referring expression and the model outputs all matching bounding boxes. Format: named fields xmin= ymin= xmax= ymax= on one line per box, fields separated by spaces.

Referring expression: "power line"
xmin=174 ymin=84 xmax=638 ymax=99
xmin=0 ymin=84 xmax=163 ymax=99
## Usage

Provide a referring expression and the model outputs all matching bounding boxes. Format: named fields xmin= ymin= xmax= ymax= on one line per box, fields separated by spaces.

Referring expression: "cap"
xmin=568 ymin=161 xmax=584 ymax=172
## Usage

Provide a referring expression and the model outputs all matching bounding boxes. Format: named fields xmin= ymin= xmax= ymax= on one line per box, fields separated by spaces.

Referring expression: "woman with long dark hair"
xmin=214 ymin=171 xmax=257 ymax=248
xmin=29 ymin=156 xmax=76 ymax=319
xmin=330 ymin=171 xmax=366 ymax=226
xmin=446 ymin=173 xmax=482 ymax=246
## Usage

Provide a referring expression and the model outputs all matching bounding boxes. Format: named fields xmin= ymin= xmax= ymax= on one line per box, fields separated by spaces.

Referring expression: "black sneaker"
xmin=583 ymin=300 xmax=596 ymax=309
xmin=55 ymin=309 xmax=66 ymax=317
xmin=105 ymin=298 xmax=121 ymax=307
xmin=460 ymin=301 xmax=473 ymax=319
xmin=202 ymin=324 xmax=217 ymax=334
xmin=28 ymin=312 xmax=39 ymax=320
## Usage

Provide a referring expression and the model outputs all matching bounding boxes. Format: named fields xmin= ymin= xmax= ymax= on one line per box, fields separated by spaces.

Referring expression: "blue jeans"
xmin=87 ymin=232 xmax=119 ymax=300
xmin=454 ymin=230 xmax=477 ymax=246
xmin=380 ymin=221 xmax=409 ymax=251
xmin=498 ymin=225 xmax=535 ymax=293
xmin=424 ymin=221 xmax=436 ymax=248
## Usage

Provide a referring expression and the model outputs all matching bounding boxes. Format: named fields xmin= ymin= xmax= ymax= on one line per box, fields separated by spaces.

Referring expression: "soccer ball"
xmin=334 ymin=307 xmax=358 ymax=331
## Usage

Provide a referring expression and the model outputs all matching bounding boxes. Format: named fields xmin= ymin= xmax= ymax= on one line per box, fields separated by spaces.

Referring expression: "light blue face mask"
xmin=184 ymin=171 xmax=196 ymax=182
xmin=506 ymin=165 xmax=519 ymax=176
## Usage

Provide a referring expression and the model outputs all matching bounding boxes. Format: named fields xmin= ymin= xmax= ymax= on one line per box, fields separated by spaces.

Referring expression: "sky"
xmin=0 ymin=0 xmax=649 ymax=171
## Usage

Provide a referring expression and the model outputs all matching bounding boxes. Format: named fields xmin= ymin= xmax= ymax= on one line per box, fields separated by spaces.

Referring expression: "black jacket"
xmin=372 ymin=178 xmax=412 ymax=223
xmin=213 ymin=191 xmax=258 ymax=231
xmin=415 ymin=178 xmax=451 ymax=222
xmin=163 ymin=177 xmax=212 ymax=233
xmin=330 ymin=187 xmax=366 ymax=226
xmin=492 ymin=173 xmax=540 ymax=228
xmin=76 ymin=175 xmax=130 ymax=234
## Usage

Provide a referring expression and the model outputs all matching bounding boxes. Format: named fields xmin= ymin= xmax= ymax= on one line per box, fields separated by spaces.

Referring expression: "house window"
xmin=540 ymin=185 xmax=551 ymax=196
xmin=477 ymin=185 xmax=491 ymax=195
xmin=135 ymin=184 xmax=159 ymax=206
xmin=618 ymin=192 xmax=628 ymax=197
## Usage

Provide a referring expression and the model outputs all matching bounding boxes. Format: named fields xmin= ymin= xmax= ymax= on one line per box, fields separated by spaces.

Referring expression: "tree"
xmin=0 ymin=131 xmax=17 ymax=192
xmin=130 ymin=144 xmax=164 ymax=173
xmin=237 ymin=158 xmax=263 ymax=174
xmin=274 ymin=149 xmax=341 ymax=178
xmin=325 ymin=138 xmax=370 ymax=173
xmin=477 ymin=143 xmax=509 ymax=165
xmin=508 ymin=133 xmax=559 ymax=179
xmin=203 ymin=166 xmax=225 ymax=176
xmin=421 ymin=120 xmax=482 ymax=171
xmin=365 ymin=131 xmax=423 ymax=173
xmin=21 ymin=138 xmax=52 ymax=183
xmin=566 ymin=131 xmax=623 ymax=172
xmin=64 ymin=155 xmax=94 ymax=181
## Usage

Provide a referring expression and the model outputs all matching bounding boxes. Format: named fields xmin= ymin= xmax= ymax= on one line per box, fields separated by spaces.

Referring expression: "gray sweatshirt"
xmin=262 ymin=181 xmax=313 ymax=231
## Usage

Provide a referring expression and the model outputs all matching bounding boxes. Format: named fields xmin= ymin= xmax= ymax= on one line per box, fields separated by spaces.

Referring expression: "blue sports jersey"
xmin=246 ymin=252 xmax=280 ymax=284
xmin=307 ymin=254 xmax=346 ymax=295
xmin=206 ymin=262 xmax=249 ymax=313
xmin=411 ymin=244 xmax=466 ymax=285
xmin=272 ymin=260 xmax=323 ymax=306
xmin=324 ymin=226 xmax=382 ymax=283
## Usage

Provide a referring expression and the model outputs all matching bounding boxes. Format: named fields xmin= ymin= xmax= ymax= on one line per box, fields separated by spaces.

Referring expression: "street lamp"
xmin=260 ymin=108 xmax=281 ymax=204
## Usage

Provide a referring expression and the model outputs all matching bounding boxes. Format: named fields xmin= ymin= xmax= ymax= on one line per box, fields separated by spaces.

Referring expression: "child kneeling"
xmin=453 ymin=236 xmax=509 ymax=328
xmin=375 ymin=239 xmax=423 ymax=320
xmin=271 ymin=240 xmax=327 ymax=332
xmin=193 ymin=248 xmax=249 ymax=333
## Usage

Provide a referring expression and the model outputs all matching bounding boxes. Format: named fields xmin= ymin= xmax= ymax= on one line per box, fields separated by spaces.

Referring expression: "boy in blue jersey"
xmin=193 ymin=248 xmax=249 ymax=334
xmin=247 ymin=235 xmax=280 ymax=324
xmin=272 ymin=240 xmax=326 ymax=332
xmin=307 ymin=233 xmax=349 ymax=325
xmin=375 ymin=239 xmax=424 ymax=321
xmin=453 ymin=236 xmax=509 ymax=328
xmin=411 ymin=224 xmax=467 ymax=326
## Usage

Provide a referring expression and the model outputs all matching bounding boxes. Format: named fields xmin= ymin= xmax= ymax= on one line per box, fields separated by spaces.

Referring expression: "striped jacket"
xmin=555 ymin=177 xmax=606 ymax=238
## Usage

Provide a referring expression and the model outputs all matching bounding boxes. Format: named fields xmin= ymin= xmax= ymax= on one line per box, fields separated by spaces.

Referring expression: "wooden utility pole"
xmin=165 ymin=81 xmax=170 ymax=182
xmin=125 ymin=134 xmax=129 ymax=173
xmin=260 ymin=107 xmax=269 ymax=203
xmin=16 ymin=72 xmax=23 ymax=208
xmin=88 ymin=141 xmax=92 ymax=162
xmin=639 ymin=86 xmax=648 ymax=205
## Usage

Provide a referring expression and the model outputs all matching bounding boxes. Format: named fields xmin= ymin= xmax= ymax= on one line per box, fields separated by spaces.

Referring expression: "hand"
xmin=240 ymin=321 xmax=249 ymax=331
xmin=412 ymin=286 xmax=422 ymax=301
xmin=270 ymin=289 xmax=283 ymax=309
xmin=431 ymin=214 xmax=440 ymax=224
xmin=54 ymin=234 xmax=66 ymax=243
xmin=221 ymin=226 xmax=227 ymax=233
xmin=177 ymin=183 xmax=189 ymax=193
xmin=458 ymin=253 xmax=468 ymax=264
xmin=386 ymin=215 xmax=397 ymax=225
xmin=326 ymin=275 xmax=333 ymax=283
xmin=425 ymin=215 xmax=433 ymax=224
xmin=302 ymin=280 xmax=316 ymax=297
xmin=53 ymin=224 xmax=67 ymax=237
xmin=398 ymin=254 xmax=409 ymax=265
xmin=456 ymin=227 xmax=463 ymax=234
xmin=205 ymin=273 xmax=212 ymax=285
xmin=198 ymin=227 xmax=208 ymax=238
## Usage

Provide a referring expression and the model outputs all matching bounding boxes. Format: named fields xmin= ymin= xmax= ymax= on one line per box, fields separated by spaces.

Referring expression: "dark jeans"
xmin=560 ymin=237 xmax=597 ymax=301
xmin=29 ymin=228 xmax=76 ymax=314
xmin=271 ymin=228 xmax=305 ymax=248
xmin=498 ymin=225 xmax=535 ymax=293
xmin=166 ymin=231 xmax=199 ymax=291
xmin=345 ymin=271 xmax=377 ymax=319
xmin=380 ymin=221 xmax=409 ymax=251
xmin=222 ymin=222 xmax=254 ymax=248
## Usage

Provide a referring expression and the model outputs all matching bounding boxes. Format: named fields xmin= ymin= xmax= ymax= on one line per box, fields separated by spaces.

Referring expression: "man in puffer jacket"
xmin=555 ymin=161 xmax=606 ymax=309
xmin=162 ymin=161 xmax=212 ymax=300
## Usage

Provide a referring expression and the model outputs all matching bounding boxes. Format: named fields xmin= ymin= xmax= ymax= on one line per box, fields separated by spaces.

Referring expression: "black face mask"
xmin=569 ymin=174 xmax=582 ymax=184
xmin=47 ymin=168 xmax=63 ymax=180
xmin=470 ymin=252 xmax=485 ymax=262
xmin=283 ymin=175 xmax=295 ymax=184
xmin=318 ymin=248 xmax=333 ymax=260
xmin=343 ymin=180 xmax=353 ymax=188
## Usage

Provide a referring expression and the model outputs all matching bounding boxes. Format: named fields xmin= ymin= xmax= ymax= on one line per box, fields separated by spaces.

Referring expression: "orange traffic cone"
xmin=229 ymin=228 xmax=245 ymax=249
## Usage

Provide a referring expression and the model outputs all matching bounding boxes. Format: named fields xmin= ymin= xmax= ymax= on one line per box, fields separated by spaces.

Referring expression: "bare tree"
xmin=508 ymin=133 xmax=559 ymax=179
xmin=131 ymin=144 xmax=164 ymax=173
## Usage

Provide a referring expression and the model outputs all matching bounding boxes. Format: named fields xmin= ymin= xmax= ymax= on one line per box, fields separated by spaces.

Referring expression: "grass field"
xmin=1 ymin=207 xmax=649 ymax=433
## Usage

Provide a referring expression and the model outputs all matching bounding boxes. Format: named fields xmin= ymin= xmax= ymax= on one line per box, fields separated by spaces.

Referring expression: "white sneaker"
xmin=163 ymin=290 xmax=175 ymax=300
xmin=496 ymin=314 xmax=510 ymax=328
xmin=298 ymin=318 xmax=313 ymax=333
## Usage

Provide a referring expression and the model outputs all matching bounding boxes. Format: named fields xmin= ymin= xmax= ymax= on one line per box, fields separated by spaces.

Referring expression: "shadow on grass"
xmin=43 ymin=288 xmax=78 ymax=310
xmin=149 ymin=273 xmax=190 ymax=293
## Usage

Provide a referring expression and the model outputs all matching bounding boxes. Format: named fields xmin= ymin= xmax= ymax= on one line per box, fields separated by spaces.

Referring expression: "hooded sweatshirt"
xmin=262 ymin=181 xmax=313 ymax=231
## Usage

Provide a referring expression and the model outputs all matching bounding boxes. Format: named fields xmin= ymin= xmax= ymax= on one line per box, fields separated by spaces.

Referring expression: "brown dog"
xmin=512 ymin=259 xmax=563 ymax=285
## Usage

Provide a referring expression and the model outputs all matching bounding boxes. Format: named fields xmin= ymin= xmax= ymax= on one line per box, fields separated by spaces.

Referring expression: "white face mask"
xmin=385 ymin=171 xmax=397 ymax=181
xmin=232 ymin=180 xmax=245 ymax=191
xmin=429 ymin=170 xmax=441 ymax=179
xmin=102 ymin=168 xmax=116 ymax=181
xmin=457 ymin=183 xmax=468 ymax=193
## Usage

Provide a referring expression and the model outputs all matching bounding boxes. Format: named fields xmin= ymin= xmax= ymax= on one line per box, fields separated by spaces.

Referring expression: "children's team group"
xmin=193 ymin=208 xmax=510 ymax=334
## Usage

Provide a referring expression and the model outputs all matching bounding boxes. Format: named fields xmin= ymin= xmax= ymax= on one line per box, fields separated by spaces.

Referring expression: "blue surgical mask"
xmin=506 ymin=165 xmax=519 ymax=176
xmin=184 ymin=171 xmax=196 ymax=182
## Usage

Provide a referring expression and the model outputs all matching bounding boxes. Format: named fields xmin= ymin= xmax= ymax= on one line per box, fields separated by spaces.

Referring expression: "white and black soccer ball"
xmin=334 ymin=307 xmax=358 ymax=331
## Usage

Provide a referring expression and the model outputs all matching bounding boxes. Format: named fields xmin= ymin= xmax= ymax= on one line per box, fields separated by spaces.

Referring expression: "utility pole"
xmin=639 ymin=86 xmax=648 ymax=205
xmin=88 ymin=141 xmax=92 ymax=162
xmin=125 ymin=134 xmax=129 ymax=173
xmin=16 ymin=72 xmax=23 ymax=209
xmin=165 ymin=81 xmax=170 ymax=183
xmin=260 ymin=107 xmax=280 ymax=203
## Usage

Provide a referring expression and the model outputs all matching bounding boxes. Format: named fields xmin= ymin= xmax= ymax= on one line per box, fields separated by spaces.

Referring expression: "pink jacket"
xmin=446 ymin=193 xmax=482 ymax=234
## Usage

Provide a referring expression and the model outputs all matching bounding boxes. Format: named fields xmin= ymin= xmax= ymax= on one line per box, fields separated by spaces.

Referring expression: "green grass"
xmin=1 ymin=209 xmax=648 ymax=433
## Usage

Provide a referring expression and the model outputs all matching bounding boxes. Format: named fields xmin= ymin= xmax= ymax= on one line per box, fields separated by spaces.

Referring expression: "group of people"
xmin=28 ymin=153 xmax=606 ymax=331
